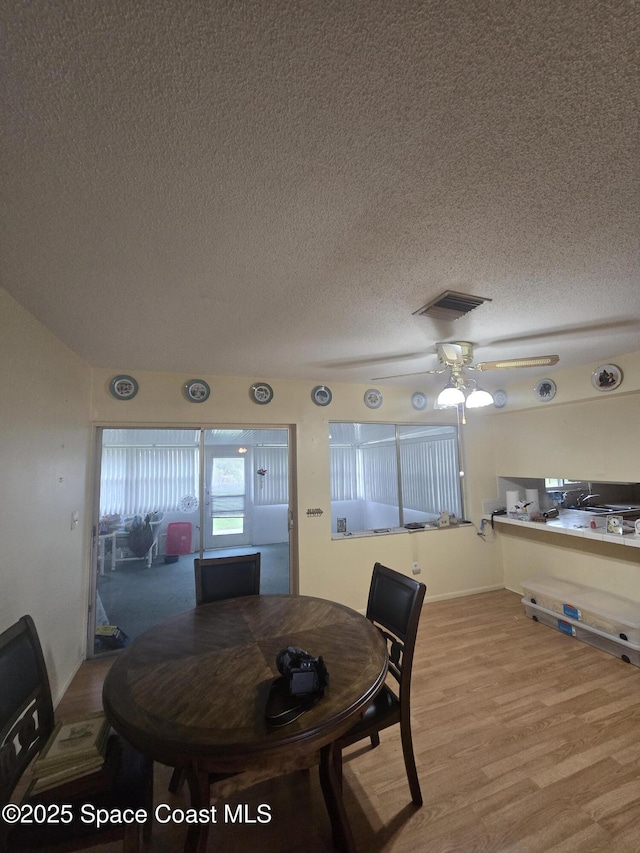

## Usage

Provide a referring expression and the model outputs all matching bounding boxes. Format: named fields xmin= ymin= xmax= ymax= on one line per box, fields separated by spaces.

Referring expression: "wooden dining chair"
xmin=194 ymin=552 xmax=261 ymax=605
xmin=333 ymin=562 xmax=426 ymax=806
xmin=0 ymin=615 xmax=153 ymax=853
xmin=168 ymin=552 xmax=262 ymax=793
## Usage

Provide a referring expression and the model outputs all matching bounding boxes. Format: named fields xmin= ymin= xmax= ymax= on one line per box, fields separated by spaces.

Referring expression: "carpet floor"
xmin=95 ymin=542 xmax=290 ymax=648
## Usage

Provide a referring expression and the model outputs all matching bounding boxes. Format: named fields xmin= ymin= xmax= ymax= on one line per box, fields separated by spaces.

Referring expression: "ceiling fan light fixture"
xmin=435 ymin=384 xmax=466 ymax=408
xmin=465 ymin=388 xmax=494 ymax=408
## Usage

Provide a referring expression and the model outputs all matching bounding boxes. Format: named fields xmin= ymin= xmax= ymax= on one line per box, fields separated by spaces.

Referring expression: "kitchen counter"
xmin=493 ymin=509 xmax=640 ymax=549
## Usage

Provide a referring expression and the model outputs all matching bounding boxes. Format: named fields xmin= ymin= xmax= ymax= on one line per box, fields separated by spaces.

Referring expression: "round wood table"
xmin=102 ymin=595 xmax=388 ymax=852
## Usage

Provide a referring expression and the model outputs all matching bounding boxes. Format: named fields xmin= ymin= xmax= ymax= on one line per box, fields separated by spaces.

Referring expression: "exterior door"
xmin=204 ymin=447 xmax=252 ymax=549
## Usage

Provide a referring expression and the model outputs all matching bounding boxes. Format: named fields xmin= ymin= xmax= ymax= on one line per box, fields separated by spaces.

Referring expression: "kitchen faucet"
xmin=577 ymin=492 xmax=601 ymax=507
xmin=561 ymin=490 xmax=600 ymax=507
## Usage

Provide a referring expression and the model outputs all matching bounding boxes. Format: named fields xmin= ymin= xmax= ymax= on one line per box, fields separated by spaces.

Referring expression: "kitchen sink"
xmin=566 ymin=506 xmax=615 ymax=514
xmin=567 ymin=506 xmax=640 ymax=516
xmin=603 ymin=504 xmax=640 ymax=512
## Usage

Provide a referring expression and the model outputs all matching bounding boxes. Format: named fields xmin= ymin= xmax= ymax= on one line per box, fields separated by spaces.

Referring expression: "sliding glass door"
xmin=90 ymin=426 xmax=292 ymax=657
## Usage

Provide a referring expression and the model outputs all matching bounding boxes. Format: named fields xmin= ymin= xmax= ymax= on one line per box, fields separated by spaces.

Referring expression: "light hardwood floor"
xmin=55 ymin=590 xmax=640 ymax=852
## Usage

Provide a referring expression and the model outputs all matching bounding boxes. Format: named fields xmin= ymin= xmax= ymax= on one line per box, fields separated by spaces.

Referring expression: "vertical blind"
xmin=329 ymin=447 xmax=359 ymax=501
xmin=100 ymin=447 xmax=199 ymax=517
xmin=100 ymin=447 xmax=289 ymax=517
xmin=330 ymin=426 xmax=461 ymax=517
xmin=362 ymin=445 xmax=399 ymax=505
xmin=400 ymin=437 xmax=461 ymax=516
xmin=253 ymin=447 xmax=289 ymax=505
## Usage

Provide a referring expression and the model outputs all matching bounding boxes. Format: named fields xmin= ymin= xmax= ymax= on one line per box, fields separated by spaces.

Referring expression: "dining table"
xmin=102 ymin=594 xmax=389 ymax=853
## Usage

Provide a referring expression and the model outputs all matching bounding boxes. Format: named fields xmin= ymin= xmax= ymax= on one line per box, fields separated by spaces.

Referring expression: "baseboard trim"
xmin=425 ymin=584 xmax=506 ymax=603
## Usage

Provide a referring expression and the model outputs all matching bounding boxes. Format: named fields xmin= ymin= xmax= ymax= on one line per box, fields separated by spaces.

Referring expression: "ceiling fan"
xmin=373 ymin=341 xmax=559 ymax=409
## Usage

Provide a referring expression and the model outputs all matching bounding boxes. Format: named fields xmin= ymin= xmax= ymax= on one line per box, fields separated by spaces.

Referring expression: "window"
xmin=544 ymin=478 xmax=587 ymax=491
xmin=329 ymin=422 xmax=462 ymax=534
xmin=100 ymin=429 xmax=199 ymax=517
xmin=210 ymin=457 xmax=245 ymax=536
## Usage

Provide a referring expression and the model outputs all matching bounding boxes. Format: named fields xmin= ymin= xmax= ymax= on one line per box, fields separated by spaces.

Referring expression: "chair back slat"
xmin=194 ymin=553 xmax=261 ymax=605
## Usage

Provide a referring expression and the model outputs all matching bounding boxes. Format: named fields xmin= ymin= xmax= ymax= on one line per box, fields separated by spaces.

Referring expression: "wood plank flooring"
xmin=55 ymin=590 xmax=640 ymax=851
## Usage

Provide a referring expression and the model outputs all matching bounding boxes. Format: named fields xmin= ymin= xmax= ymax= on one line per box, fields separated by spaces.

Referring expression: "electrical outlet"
xmin=412 ymin=562 xmax=421 ymax=575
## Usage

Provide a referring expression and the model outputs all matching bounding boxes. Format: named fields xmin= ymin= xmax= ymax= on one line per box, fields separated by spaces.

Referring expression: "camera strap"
xmin=264 ymin=676 xmax=321 ymax=727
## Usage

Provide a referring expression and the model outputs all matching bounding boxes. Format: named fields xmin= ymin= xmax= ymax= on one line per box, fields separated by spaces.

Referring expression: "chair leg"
xmin=399 ymin=720 xmax=422 ymax=806
xmin=332 ymin=742 xmax=344 ymax=790
xmin=320 ymin=744 xmax=356 ymax=853
xmin=169 ymin=766 xmax=186 ymax=793
xmin=370 ymin=732 xmax=380 ymax=749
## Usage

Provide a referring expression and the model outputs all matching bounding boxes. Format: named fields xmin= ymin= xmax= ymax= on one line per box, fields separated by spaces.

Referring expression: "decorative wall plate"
xmin=311 ymin=385 xmax=332 ymax=406
xmin=364 ymin=388 xmax=383 ymax=409
xmin=180 ymin=494 xmax=199 ymax=513
xmin=592 ymin=364 xmax=622 ymax=392
xmin=250 ymin=382 xmax=274 ymax=405
xmin=493 ymin=389 xmax=508 ymax=409
xmin=411 ymin=392 xmax=428 ymax=411
xmin=534 ymin=378 xmax=556 ymax=402
xmin=184 ymin=379 xmax=210 ymax=403
xmin=109 ymin=375 xmax=138 ymax=400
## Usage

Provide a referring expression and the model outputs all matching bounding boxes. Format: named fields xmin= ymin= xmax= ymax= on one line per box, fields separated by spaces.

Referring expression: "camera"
xmin=276 ymin=646 xmax=329 ymax=697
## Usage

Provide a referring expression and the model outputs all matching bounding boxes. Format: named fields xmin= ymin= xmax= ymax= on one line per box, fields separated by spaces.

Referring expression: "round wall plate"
xmin=534 ymin=378 xmax=556 ymax=402
xmin=109 ymin=375 xmax=138 ymax=400
xmin=592 ymin=363 xmax=622 ymax=391
xmin=364 ymin=388 xmax=383 ymax=409
xmin=250 ymin=382 xmax=274 ymax=405
xmin=180 ymin=494 xmax=199 ymax=513
xmin=411 ymin=392 xmax=428 ymax=411
xmin=493 ymin=389 xmax=508 ymax=409
xmin=311 ymin=385 xmax=332 ymax=406
xmin=184 ymin=379 xmax=210 ymax=403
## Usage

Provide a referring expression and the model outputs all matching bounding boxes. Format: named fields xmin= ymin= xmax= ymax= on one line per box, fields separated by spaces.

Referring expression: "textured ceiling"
xmin=2 ymin=0 xmax=639 ymax=389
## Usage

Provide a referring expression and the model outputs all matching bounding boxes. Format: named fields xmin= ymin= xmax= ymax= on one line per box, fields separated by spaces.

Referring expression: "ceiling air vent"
xmin=413 ymin=291 xmax=491 ymax=321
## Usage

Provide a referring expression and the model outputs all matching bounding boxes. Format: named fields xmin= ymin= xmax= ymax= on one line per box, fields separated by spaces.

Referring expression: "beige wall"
xmin=91 ymin=368 xmax=504 ymax=610
xmin=489 ymin=350 xmax=640 ymax=600
xmin=489 ymin=349 xmax=640 ymax=481
xmin=498 ymin=523 xmax=640 ymax=601
xmin=0 ymin=289 xmax=92 ymax=702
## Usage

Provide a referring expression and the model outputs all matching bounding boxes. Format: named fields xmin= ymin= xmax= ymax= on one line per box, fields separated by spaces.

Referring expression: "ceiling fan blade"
xmin=318 ymin=350 xmax=429 ymax=370
xmin=371 ymin=368 xmax=446 ymax=381
xmin=473 ymin=355 xmax=559 ymax=370
xmin=483 ymin=319 xmax=639 ymax=348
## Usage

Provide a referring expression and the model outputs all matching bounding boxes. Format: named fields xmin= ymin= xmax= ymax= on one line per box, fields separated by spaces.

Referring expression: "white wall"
xmin=0 ymin=289 xmax=92 ymax=703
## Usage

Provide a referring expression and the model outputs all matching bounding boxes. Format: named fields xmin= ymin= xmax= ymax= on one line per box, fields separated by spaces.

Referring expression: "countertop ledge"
xmin=332 ymin=522 xmax=473 ymax=540
xmin=492 ymin=510 xmax=640 ymax=549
